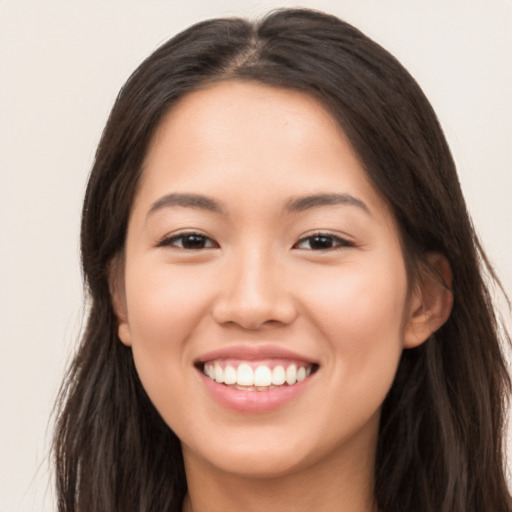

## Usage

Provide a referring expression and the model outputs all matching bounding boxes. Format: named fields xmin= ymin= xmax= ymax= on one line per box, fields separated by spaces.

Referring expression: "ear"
xmin=403 ymin=253 xmax=454 ymax=349
xmin=108 ymin=255 xmax=132 ymax=347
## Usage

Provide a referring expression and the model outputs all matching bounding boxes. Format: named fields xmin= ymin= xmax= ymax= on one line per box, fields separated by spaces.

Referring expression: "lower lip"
xmin=198 ymin=370 xmax=314 ymax=413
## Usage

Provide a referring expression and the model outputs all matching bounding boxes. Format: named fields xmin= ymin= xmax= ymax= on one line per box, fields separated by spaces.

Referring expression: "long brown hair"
xmin=53 ymin=8 xmax=511 ymax=511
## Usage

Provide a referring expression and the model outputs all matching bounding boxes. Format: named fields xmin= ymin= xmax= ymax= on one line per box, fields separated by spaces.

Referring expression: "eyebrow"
xmin=285 ymin=193 xmax=371 ymax=215
xmin=147 ymin=191 xmax=370 ymax=218
xmin=147 ymin=193 xmax=225 ymax=217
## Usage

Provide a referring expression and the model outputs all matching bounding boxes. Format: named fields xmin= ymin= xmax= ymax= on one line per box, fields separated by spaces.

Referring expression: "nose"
xmin=211 ymin=249 xmax=298 ymax=330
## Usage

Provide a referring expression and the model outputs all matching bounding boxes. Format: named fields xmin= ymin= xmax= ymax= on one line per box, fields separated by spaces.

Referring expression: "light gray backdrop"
xmin=1 ymin=1 xmax=510 ymax=510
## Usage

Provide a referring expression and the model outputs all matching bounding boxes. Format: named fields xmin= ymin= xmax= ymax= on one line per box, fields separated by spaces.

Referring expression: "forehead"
xmin=136 ymin=80 xmax=391 ymax=222
xmin=147 ymin=80 xmax=345 ymax=164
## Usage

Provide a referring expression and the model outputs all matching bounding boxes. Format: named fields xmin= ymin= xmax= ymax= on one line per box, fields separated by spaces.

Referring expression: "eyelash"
xmin=293 ymin=232 xmax=354 ymax=251
xmin=156 ymin=232 xmax=219 ymax=250
xmin=157 ymin=231 xmax=354 ymax=251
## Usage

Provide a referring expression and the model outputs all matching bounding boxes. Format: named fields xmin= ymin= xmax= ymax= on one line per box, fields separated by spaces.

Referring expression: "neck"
xmin=182 ymin=433 xmax=377 ymax=512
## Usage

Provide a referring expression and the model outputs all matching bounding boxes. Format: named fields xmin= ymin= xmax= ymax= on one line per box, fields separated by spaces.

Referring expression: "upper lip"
xmin=195 ymin=344 xmax=318 ymax=365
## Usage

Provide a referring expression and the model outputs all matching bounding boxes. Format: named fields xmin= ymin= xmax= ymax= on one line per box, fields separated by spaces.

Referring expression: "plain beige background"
xmin=1 ymin=1 xmax=510 ymax=510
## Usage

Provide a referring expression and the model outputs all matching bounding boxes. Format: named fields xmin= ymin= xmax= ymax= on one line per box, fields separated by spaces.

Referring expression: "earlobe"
xmin=117 ymin=322 xmax=132 ymax=347
xmin=108 ymin=256 xmax=132 ymax=347
xmin=404 ymin=253 xmax=453 ymax=349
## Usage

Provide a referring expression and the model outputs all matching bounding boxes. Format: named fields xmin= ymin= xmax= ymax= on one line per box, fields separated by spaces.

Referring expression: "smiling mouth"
xmin=198 ymin=360 xmax=319 ymax=391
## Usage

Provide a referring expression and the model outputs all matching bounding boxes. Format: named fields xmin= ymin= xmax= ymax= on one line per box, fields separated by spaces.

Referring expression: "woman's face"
xmin=115 ymin=81 xmax=421 ymax=479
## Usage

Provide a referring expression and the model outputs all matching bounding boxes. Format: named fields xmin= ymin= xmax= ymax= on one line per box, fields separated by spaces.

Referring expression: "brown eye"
xmin=294 ymin=234 xmax=353 ymax=250
xmin=158 ymin=232 xmax=219 ymax=250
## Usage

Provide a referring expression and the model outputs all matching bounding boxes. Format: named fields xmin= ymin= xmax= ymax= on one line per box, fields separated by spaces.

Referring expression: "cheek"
xmin=123 ymin=262 xmax=214 ymax=404
xmin=303 ymin=257 xmax=408 ymax=377
xmin=320 ymin=253 xmax=407 ymax=325
xmin=125 ymin=261 xmax=213 ymax=344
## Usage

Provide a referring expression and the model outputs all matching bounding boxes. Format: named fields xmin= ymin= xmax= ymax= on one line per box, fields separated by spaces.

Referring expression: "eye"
xmin=293 ymin=233 xmax=354 ymax=250
xmin=157 ymin=232 xmax=219 ymax=250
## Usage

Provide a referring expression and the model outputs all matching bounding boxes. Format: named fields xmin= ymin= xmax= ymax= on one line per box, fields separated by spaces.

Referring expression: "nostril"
xmin=211 ymin=299 xmax=298 ymax=330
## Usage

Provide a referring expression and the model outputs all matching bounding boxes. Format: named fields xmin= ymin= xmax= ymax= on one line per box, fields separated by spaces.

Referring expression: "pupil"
xmin=311 ymin=235 xmax=333 ymax=249
xmin=183 ymin=234 xmax=205 ymax=248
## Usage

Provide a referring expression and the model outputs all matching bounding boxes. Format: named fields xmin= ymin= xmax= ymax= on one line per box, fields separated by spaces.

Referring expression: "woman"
xmin=52 ymin=8 xmax=511 ymax=512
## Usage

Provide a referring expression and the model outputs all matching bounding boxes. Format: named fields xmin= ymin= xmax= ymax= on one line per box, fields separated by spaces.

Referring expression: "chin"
xmin=182 ymin=429 xmax=315 ymax=479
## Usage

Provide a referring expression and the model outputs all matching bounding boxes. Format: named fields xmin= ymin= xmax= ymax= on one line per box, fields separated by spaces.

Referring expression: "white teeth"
xmin=254 ymin=365 xmax=272 ymax=387
xmin=271 ymin=365 xmax=286 ymax=385
xmin=214 ymin=363 xmax=224 ymax=383
xmin=224 ymin=365 xmax=237 ymax=385
xmin=237 ymin=363 xmax=254 ymax=386
xmin=203 ymin=361 xmax=313 ymax=389
xmin=286 ymin=364 xmax=297 ymax=385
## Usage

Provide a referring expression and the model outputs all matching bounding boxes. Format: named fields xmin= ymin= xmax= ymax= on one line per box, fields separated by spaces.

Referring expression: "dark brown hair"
xmin=53 ymin=8 xmax=511 ymax=511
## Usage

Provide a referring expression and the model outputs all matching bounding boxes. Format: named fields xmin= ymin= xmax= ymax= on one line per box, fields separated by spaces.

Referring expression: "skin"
xmin=112 ymin=81 xmax=452 ymax=512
